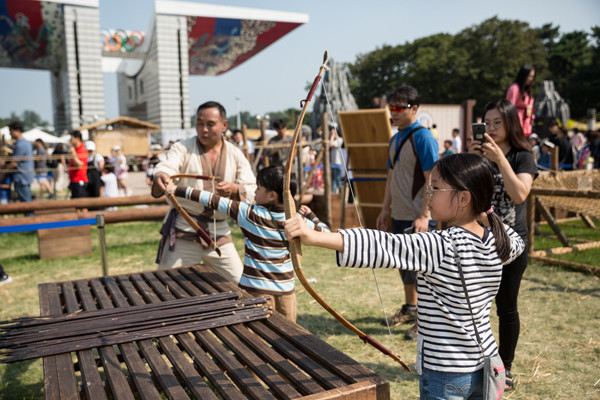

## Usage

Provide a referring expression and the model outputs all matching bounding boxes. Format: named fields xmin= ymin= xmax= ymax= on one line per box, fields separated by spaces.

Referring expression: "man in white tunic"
xmin=153 ymin=101 xmax=256 ymax=283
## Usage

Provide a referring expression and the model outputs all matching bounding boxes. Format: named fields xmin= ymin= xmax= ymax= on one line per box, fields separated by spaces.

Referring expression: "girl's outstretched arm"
xmin=285 ymin=216 xmax=344 ymax=251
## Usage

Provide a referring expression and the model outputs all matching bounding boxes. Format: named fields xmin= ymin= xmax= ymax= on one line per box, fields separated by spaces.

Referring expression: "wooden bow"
xmin=282 ymin=51 xmax=410 ymax=371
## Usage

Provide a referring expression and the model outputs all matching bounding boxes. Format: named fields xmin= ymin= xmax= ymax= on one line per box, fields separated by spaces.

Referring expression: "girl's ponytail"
xmin=487 ymin=209 xmax=510 ymax=263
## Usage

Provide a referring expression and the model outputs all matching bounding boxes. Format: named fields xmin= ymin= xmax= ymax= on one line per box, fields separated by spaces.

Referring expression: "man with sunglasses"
xmin=376 ymin=85 xmax=439 ymax=340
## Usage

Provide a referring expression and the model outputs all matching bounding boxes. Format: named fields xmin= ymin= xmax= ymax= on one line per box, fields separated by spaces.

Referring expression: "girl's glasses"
xmin=424 ymin=185 xmax=455 ymax=199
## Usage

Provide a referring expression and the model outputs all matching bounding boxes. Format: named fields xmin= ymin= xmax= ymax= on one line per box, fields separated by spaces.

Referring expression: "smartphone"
xmin=403 ymin=226 xmax=415 ymax=234
xmin=472 ymin=123 xmax=486 ymax=143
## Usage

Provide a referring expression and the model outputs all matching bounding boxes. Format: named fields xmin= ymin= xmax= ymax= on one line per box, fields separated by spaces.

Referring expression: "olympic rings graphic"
xmin=102 ymin=29 xmax=144 ymax=52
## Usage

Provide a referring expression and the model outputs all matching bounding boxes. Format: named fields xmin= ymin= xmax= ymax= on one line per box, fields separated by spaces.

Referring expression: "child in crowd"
xmin=166 ymin=165 xmax=329 ymax=323
xmin=100 ymin=162 xmax=119 ymax=210
xmin=537 ymin=140 xmax=555 ymax=166
xmin=440 ymin=140 xmax=454 ymax=157
xmin=284 ymin=153 xmax=524 ymax=399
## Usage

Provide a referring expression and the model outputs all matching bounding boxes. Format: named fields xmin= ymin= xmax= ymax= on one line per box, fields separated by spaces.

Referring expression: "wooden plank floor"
xmin=39 ymin=265 xmax=389 ymax=400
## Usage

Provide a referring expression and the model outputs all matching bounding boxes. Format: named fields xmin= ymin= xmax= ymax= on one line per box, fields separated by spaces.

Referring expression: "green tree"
xmin=538 ymin=25 xmax=597 ymax=117
xmin=348 ymin=17 xmax=549 ymax=117
xmin=0 ymin=110 xmax=48 ymax=131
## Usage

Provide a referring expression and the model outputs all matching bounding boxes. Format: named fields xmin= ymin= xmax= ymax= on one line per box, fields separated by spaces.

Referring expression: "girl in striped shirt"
xmin=285 ymin=153 xmax=524 ymax=399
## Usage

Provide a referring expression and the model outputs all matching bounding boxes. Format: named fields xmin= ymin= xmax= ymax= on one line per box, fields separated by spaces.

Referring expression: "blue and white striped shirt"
xmin=336 ymin=225 xmax=524 ymax=373
xmin=175 ymin=186 xmax=329 ymax=295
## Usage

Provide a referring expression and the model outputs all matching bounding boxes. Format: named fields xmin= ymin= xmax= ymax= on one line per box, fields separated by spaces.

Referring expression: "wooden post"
xmin=261 ymin=120 xmax=269 ymax=168
xmin=526 ymin=194 xmax=536 ymax=255
xmin=97 ymin=214 xmax=108 ymax=277
xmin=550 ymin=146 xmax=559 ymax=173
xmin=322 ymin=112 xmax=331 ymax=227
xmin=241 ymin=124 xmax=249 ymax=160
xmin=580 ymin=214 xmax=597 ymax=229
xmin=549 ymin=146 xmax=559 ymax=218
xmin=536 ymin=197 xmax=571 ymax=247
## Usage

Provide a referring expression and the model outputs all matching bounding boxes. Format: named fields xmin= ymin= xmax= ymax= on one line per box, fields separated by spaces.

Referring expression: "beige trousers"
xmin=157 ymin=239 xmax=243 ymax=284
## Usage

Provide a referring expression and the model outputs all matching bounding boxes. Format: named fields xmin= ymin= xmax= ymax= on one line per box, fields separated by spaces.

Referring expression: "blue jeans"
xmin=331 ymin=165 xmax=342 ymax=194
xmin=14 ymin=181 xmax=33 ymax=216
xmin=420 ymin=367 xmax=483 ymax=400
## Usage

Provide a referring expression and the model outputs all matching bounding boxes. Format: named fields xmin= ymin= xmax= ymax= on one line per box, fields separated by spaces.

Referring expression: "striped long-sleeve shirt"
xmin=174 ymin=186 xmax=329 ymax=295
xmin=336 ymin=225 xmax=524 ymax=374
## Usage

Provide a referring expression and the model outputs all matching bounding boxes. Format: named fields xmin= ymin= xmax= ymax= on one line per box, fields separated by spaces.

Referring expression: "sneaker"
xmin=404 ymin=323 xmax=418 ymax=340
xmin=386 ymin=304 xmax=417 ymax=326
xmin=0 ymin=274 xmax=13 ymax=287
xmin=505 ymin=370 xmax=515 ymax=391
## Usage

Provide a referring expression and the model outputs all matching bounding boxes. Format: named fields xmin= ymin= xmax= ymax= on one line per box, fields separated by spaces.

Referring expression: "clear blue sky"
xmin=1 ymin=0 xmax=599 ymax=125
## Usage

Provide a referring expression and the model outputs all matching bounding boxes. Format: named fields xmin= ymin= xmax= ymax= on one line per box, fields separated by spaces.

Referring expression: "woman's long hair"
xmin=514 ymin=65 xmax=534 ymax=99
xmin=483 ymin=99 xmax=532 ymax=153
xmin=435 ymin=153 xmax=511 ymax=262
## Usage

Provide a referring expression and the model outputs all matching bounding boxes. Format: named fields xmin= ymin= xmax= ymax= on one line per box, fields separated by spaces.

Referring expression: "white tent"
xmin=1 ymin=126 xmax=9 ymax=141
xmin=23 ymin=128 xmax=69 ymax=144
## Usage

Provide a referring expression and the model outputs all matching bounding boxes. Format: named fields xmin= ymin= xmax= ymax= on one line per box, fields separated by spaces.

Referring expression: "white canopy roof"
xmin=23 ymin=128 xmax=70 ymax=144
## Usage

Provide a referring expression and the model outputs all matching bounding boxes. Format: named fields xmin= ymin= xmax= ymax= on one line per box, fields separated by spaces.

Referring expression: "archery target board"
xmin=338 ymin=109 xmax=392 ymax=230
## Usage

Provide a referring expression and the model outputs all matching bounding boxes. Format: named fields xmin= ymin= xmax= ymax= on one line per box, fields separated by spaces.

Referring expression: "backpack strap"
xmin=390 ymin=126 xmax=426 ymax=169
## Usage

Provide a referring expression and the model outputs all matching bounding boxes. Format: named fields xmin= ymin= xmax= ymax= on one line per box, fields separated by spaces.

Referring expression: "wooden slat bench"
xmin=38 ymin=265 xmax=390 ymax=399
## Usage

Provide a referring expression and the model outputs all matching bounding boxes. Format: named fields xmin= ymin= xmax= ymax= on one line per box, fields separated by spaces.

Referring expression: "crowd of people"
xmin=227 ymin=117 xmax=346 ymax=195
xmin=0 ymin=124 xmax=137 ymax=209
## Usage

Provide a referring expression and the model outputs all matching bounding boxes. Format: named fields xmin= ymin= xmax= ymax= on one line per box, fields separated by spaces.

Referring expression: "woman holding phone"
xmin=469 ymin=99 xmax=537 ymax=390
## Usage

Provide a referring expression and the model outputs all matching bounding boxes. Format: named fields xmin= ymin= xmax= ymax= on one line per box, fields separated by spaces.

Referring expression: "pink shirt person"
xmin=506 ymin=66 xmax=536 ymax=137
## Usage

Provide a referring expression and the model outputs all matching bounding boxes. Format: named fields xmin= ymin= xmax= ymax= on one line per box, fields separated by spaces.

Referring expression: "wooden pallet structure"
xmin=35 ymin=265 xmax=390 ymax=399
xmin=338 ymin=109 xmax=392 ymax=229
xmin=527 ymin=169 xmax=600 ymax=275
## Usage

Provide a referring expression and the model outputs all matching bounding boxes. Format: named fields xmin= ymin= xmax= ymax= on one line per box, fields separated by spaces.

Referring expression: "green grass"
xmin=1 ymin=221 xmax=599 ymax=399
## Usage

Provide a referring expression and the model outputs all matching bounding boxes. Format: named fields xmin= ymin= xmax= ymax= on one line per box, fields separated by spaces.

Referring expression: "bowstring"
xmin=321 ymin=78 xmax=401 ymax=361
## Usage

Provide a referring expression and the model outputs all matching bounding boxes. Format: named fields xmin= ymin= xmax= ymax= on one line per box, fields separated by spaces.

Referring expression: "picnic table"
xmin=38 ymin=264 xmax=390 ymax=399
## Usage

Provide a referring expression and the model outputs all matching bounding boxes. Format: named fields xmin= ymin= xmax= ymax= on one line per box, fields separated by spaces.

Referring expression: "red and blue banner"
xmin=187 ymin=16 xmax=301 ymax=76
xmin=0 ymin=0 xmax=64 ymax=71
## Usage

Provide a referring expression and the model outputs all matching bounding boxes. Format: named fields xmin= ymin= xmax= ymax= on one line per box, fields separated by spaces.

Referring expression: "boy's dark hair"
xmin=548 ymin=120 xmax=559 ymax=128
xmin=444 ymin=140 xmax=453 ymax=146
xmin=70 ymin=130 xmax=83 ymax=141
xmin=196 ymin=101 xmax=227 ymax=120
xmin=271 ymin=119 xmax=287 ymax=130
xmin=256 ymin=165 xmax=296 ymax=204
xmin=434 ymin=153 xmax=511 ymax=263
xmin=386 ymin=85 xmax=420 ymax=107
xmin=8 ymin=121 xmax=23 ymax=132
xmin=103 ymin=157 xmax=114 ymax=173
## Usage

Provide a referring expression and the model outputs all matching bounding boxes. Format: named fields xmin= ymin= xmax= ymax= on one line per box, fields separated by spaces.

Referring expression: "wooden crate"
xmin=36 ymin=208 xmax=92 ymax=260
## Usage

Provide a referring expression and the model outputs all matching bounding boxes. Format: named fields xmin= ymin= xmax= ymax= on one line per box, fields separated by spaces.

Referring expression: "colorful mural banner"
xmin=187 ymin=16 xmax=302 ymax=76
xmin=0 ymin=0 xmax=64 ymax=71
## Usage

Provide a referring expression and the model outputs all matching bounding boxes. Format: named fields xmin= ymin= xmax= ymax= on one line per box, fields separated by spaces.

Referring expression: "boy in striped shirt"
xmin=166 ymin=165 xmax=328 ymax=322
